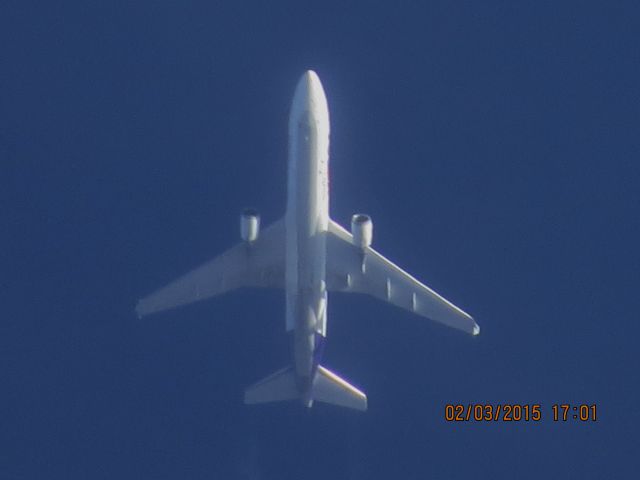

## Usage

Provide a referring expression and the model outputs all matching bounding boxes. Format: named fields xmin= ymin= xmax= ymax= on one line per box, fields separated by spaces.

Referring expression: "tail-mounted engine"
xmin=351 ymin=214 xmax=373 ymax=248
xmin=241 ymin=208 xmax=260 ymax=242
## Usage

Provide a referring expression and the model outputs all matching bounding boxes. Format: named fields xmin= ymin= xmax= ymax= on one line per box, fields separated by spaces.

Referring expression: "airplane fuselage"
xmin=285 ymin=72 xmax=330 ymax=405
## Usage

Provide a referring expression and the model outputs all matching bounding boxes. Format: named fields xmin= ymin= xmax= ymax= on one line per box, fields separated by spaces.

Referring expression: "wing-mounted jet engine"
xmin=241 ymin=208 xmax=260 ymax=242
xmin=351 ymin=214 xmax=372 ymax=273
xmin=351 ymin=214 xmax=372 ymax=248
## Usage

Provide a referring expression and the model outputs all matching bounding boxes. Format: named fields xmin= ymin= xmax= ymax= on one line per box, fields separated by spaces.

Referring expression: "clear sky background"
xmin=2 ymin=1 xmax=639 ymax=478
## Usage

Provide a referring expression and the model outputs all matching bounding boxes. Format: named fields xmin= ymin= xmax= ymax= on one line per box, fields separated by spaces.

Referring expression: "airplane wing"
xmin=136 ymin=218 xmax=285 ymax=318
xmin=325 ymin=220 xmax=479 ymax=335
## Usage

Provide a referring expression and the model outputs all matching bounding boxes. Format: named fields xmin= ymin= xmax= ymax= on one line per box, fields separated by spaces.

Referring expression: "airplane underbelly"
xmin=285 ymin=108 xmax=329 ymax=336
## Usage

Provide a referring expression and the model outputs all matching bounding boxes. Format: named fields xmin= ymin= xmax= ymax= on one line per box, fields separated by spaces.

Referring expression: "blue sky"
xmin=2 ymin=1 xmax=638 ymax=478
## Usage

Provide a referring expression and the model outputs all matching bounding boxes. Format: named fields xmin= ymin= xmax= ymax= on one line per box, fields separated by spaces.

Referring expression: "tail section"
xmin=244 ymin=365 xmax=367 ymax=411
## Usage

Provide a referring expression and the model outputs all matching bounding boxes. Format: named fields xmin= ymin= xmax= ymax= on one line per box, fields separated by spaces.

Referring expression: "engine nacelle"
xmin=351 ymin=214 xmax=373 ymax=248
xmin=240 ymin=208 xmax=260 ymax=242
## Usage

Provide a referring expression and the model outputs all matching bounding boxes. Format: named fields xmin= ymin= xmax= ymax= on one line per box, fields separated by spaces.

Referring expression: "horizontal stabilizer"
xmin=313 ymin=366 xmax=367 ymax=411
xmin=245 ymin=365 xmax=367 ymax=411
xmin=244 ymin=367 xmax=298 ymax=405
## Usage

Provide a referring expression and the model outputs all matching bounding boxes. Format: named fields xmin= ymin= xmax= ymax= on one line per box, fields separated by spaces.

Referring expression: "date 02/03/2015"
xmin=444 ymin=404 xmax=597 ymax=422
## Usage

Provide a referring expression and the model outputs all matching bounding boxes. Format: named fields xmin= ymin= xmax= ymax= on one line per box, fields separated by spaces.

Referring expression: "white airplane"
xmin=136 ymin=70 xmax=479 ymax=411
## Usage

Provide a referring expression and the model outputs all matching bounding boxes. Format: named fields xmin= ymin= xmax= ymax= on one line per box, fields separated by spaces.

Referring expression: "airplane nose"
xmin=290 ymin=70 xmax=328 ymax=122
xmin=296 ymin=70 xmax=319 ymax=98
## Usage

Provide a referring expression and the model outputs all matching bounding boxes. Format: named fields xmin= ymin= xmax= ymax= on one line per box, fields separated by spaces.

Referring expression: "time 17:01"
xmin=552 ymin=404 xmax=597 ymax=421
